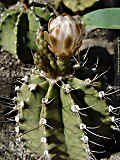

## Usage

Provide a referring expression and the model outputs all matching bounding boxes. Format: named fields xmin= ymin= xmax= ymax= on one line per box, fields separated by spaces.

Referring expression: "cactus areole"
xmin=44 ymin=14 xmax=85 ymax=58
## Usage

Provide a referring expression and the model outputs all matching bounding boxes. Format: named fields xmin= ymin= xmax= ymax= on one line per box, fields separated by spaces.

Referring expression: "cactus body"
xmin=0 ymin=9 xmax=19 ymax=55
xmin=60 ymin=84 xmax=88 ymax=160
xmin=15 ymin=13 xmax=119 ymax=159
xmin=16 ymin=70 xmax=119 ymax=160
xmin=0 ymin=2 xmax=51 ymax=63
xmin=17 ymin=75 xmax=48 ymax=153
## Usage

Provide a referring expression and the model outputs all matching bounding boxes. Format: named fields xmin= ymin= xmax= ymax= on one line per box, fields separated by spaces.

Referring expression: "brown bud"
xmin=44 ymin=14 xmax=85 ymax=58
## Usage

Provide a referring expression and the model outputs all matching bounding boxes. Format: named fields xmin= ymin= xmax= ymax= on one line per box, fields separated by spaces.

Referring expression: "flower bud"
xmin=44 ymin=14 xmax=85 ymax=58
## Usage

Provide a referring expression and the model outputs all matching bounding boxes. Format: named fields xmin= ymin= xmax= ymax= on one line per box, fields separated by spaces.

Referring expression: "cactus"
xmin=16 ymin=62 xmax=120 ymax=159
xmin=0 ymin=0 xmax=51 ymax=63
xmin=0 ymin=2 xmax=120 ymax=159
xmin=52 ymin=0 xmax=101 ymax=12
xmin=16 ymin=35 xmax=120 ymax=159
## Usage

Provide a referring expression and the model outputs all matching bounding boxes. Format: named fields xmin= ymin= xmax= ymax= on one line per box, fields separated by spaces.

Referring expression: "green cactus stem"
xmin=60 ymin=83 xmax=89 ymax=160
xmin=0 ymin=9 xmax=19 ymax=56
xmin=66 ymin=77 xmax=116 ymax=156
xmin=39 ymin=84 xmax=68 ymax=159
xmin=0 ymin=2 xmax=51 ymax=63
xmin=17 ymin=74 xmax=68 ymax=159
xmin=17 ymin=74 xmax=49 ymax=153
xmin=16 ymin=65 xmax=120 ymax=159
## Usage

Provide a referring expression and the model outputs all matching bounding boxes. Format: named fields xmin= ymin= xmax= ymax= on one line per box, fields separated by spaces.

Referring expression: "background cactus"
xmin=0 ymin=1 xmax=120 ymax=160
xmin=0 ymin=0 xmax=51 ymax=63
xmin=51 ymin=0 xmax=101 ymax=12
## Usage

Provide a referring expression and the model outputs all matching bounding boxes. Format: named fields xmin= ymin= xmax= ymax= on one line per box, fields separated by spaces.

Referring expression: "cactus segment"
xmin=67 ymin=77 xmax=89 ymax=90
xmin=17 ymin=74 xmax=49 ymax=153
xmin=66 ymin=78 xmax=115 ymax=156
xmin=52 ymin=0 xmax=100 ymax=12
xmin=0 ymin=9 xmax=19 ymax=56
xmin=67 ymin=77 xmax=107 ymax=91
xmin=60 ymin=83 xmax=88 ymax=160
xmin=26 ymin=10 xmax=40 ymax=51
xmin=33 ymin=7 xmax=51 ymax=22
xmin=39 ymin=84 xmax=68 ymax=159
